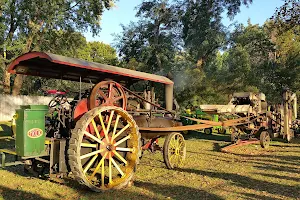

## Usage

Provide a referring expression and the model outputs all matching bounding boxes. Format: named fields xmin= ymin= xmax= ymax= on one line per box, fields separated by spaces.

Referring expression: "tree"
xmin=114 ymin=0 xmax=254 ymax=106
xmin=180 ymin=0 xmax=252 ymax=67
xmin=88 ymin=41 xmax=118 ymax=65
xmin=19 ymin=32 xmax=119 ymax=95
xmin=115 ymin=0 xmax=179 ymax=74
xmin=1 ymin=0 xmax=115 ymax=95
xmin=272 ymin=0 xmax=300 ymax=33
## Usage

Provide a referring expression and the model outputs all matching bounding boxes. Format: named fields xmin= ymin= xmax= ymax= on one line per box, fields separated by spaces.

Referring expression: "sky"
xmin=84 ymin=0 xmax=285 ymax=45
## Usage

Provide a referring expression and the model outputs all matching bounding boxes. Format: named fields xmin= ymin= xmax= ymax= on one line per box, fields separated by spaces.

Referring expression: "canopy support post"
xmin=79 ymin=76 xmax=82 ymax=100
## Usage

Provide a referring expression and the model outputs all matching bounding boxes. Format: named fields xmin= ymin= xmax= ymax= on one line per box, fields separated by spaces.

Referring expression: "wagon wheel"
xmin=163 ymin=132 xmax=186 ymax=169
xmin=260 ymin=131 xmax=270 ymax=148
xmin=88 ymin=81 xmax=127 ymax=110
xmin=68 ymin=106 xmax=140 ymax=191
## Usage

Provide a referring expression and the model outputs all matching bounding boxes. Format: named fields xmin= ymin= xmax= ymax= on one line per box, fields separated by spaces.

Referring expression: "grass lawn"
xmin=0 ymin=130 xmax=300 ymax=200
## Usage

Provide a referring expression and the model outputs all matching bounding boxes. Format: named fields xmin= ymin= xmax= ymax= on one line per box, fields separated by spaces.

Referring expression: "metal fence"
xmin=0 ymin=94 xmax=53 ymax=121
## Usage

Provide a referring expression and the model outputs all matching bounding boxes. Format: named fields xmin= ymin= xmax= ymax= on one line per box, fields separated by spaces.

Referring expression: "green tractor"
xmin=181 ymin=107 xmax=226 ymax=135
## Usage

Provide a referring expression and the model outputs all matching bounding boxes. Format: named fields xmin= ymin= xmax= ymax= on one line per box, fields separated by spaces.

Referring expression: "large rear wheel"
xmin=68 ymin=106 xmax=139 ymax=191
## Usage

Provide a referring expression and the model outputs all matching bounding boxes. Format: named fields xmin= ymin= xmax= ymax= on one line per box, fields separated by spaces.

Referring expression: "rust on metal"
xmin=8 ymin=52 xmax=174 ymax=85
xmin=139 ymin=123 xmax=213 ymax=132
xmin=121 ymin=86 xmax=174 ymax=114
xmin=221 ymin=139 xmax=259 ymax=153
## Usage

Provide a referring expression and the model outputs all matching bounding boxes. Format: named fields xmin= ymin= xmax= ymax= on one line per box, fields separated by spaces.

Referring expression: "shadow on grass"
xmin=184 ymin=131 xmax=231 ymax=142
xmin=223 ymin=151 xmax=300 ymax=165
xmin=237 ymin=192 xmax=281 ymax=200
xmin=49 ymin=177 xmax=174 ymax=200
xmin=255 ymin=164 xmax=300 ymax=174
xmin=135 ymin=180 xmax=224 ymax=200
xmin=174 ymin=168 xmax=300 ymax=199
xmin=255 ymin=172 xmax=300 ymax=183
xmin=0 ymin=185 xmax=55 ymax=200
xmin=201 ymin=149 xmax=300 ymax=169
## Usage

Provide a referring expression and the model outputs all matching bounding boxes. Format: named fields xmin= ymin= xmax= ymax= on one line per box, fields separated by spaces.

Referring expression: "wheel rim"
xmin=205 ymin=128 xmax=211 ymax=134
xmin=218 ymin=128 xmax=225 ymax=134
xmin=88 ymin=81 xmax=127 ymax=110
xmin=167 ymin=133 xmax=186 ymax=168
xmin=75 ymin=106 xmax=138 ymax=190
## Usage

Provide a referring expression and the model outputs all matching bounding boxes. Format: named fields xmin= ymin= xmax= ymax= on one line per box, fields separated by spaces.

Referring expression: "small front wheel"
xmin=218 ymin=128 xmax=226 ymax=134
xmin=204 ymin=128 xmax=212 ymax=134
xmin=163 ymin=132 xmax=186 ymax=169
xmin=260 ymin=131 xmax=270 ymax=148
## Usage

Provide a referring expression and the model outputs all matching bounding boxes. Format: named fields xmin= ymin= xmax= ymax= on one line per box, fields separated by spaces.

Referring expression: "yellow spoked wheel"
xmin=163 ymin=132 xmax=186 ymax=169
xmin=68 ymin=106 xmax=140 ymax=191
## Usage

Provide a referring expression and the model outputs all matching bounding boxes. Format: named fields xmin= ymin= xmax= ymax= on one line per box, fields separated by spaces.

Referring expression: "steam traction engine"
xmin=1 ymin=52 xmax=186 ymax=191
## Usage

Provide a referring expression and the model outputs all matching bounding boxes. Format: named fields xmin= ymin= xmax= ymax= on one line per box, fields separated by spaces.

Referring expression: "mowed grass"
xmin=0 ymin=130 xmax=300 ymax=200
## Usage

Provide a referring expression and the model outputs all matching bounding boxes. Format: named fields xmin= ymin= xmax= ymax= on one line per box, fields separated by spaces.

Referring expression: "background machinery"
xmin=198 ymin=91 xmax=297 ymax=147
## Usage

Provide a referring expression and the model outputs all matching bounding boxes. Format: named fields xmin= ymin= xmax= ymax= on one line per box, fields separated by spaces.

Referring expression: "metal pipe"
xmin=293 ymin=95 xmax=297 ymax=119
xmin=283 ymin=91 xmax=290 ymax=141
xmin=165 ymin=84 xmax=173 ymax=111
xmin=79 ymin=76 xmax=82 ymax=100
xmin=1 ymin=152 xmax=5 ymax=168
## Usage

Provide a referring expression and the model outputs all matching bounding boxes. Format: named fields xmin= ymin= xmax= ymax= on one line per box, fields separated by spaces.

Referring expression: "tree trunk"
xmin=3 ymin=70 xmax=11 ymax=94
xmin=12 ymin=74 xmax=23 ymax=96
xmin=11 ymin=33 xmax=34 ymax=96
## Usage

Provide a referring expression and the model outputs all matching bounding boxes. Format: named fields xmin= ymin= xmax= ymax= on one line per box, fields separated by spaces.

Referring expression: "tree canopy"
xmin=0 ymin=0 xmax=115 ymax=95
xmin=115 ymin=0 xmax=299 ymax=107
xmin=0 ymin=0 xmax=299 ymax=111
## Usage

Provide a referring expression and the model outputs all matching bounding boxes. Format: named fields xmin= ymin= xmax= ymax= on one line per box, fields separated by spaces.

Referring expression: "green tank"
xmin=15 ymin=105 xmax=48 ymax=157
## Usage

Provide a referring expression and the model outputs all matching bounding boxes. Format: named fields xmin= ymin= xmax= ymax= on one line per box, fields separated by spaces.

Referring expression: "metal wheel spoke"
xmin=178 ymin=140 xmax=184 ymax=148
xmin=91 ymin=119 xmax=101 ymax=139
xmin=111 ymin=157 xmax=124 ymax=176
xmin=84 ymin=131 xmax=104 ymax=145
xmin=90 ymin=152 xmax=107 ymax=181
xmin=113 ymin=124 xmax=130 ymax=140
xmin=114 ymin=135 xmax=131 ymax=147
xmin=176 ymin=155 xmax=180 ymax=166
xmin=108 ymin=83 xmax=113 ymax=99
xmin=112 ymin=150 xmax=128 ymax=165
xmin=98 ymin=90 xmax=108 ymax=101
xmin=178 ymin=155 xmax=184 ymax=164
xmin=111 ymin=115 xmax=120 ymax=142
xmin=170 ymin=139 xmax=176 ymax=149
xmin=80 ymin=149 xmax=104 ymax=160
xmin=80 ymin=143 xmax=97 ymax=148
xmin=106 ymin=110 xmax=114 ymax=133
xmin=109 ymin=152 xmax=112 ymax=184
xmin=115 ymin=147 xmax=133 ymax=152
xmin=99 ymin=112 xmax=109 ymax=142
xmin=83 ymin=154 xmax=98 ymax=173
xmin=101 ymin=156 xmax=105 ymax=187
xmin=169 ymin=154 xmax=176 ymax=164
xmin=113 ymin=96 xmax=123 ymax=102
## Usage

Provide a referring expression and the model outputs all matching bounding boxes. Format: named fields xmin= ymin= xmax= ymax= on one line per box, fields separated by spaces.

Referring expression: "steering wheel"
xmin=48 ymin=94 xmax=69 ymax=108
